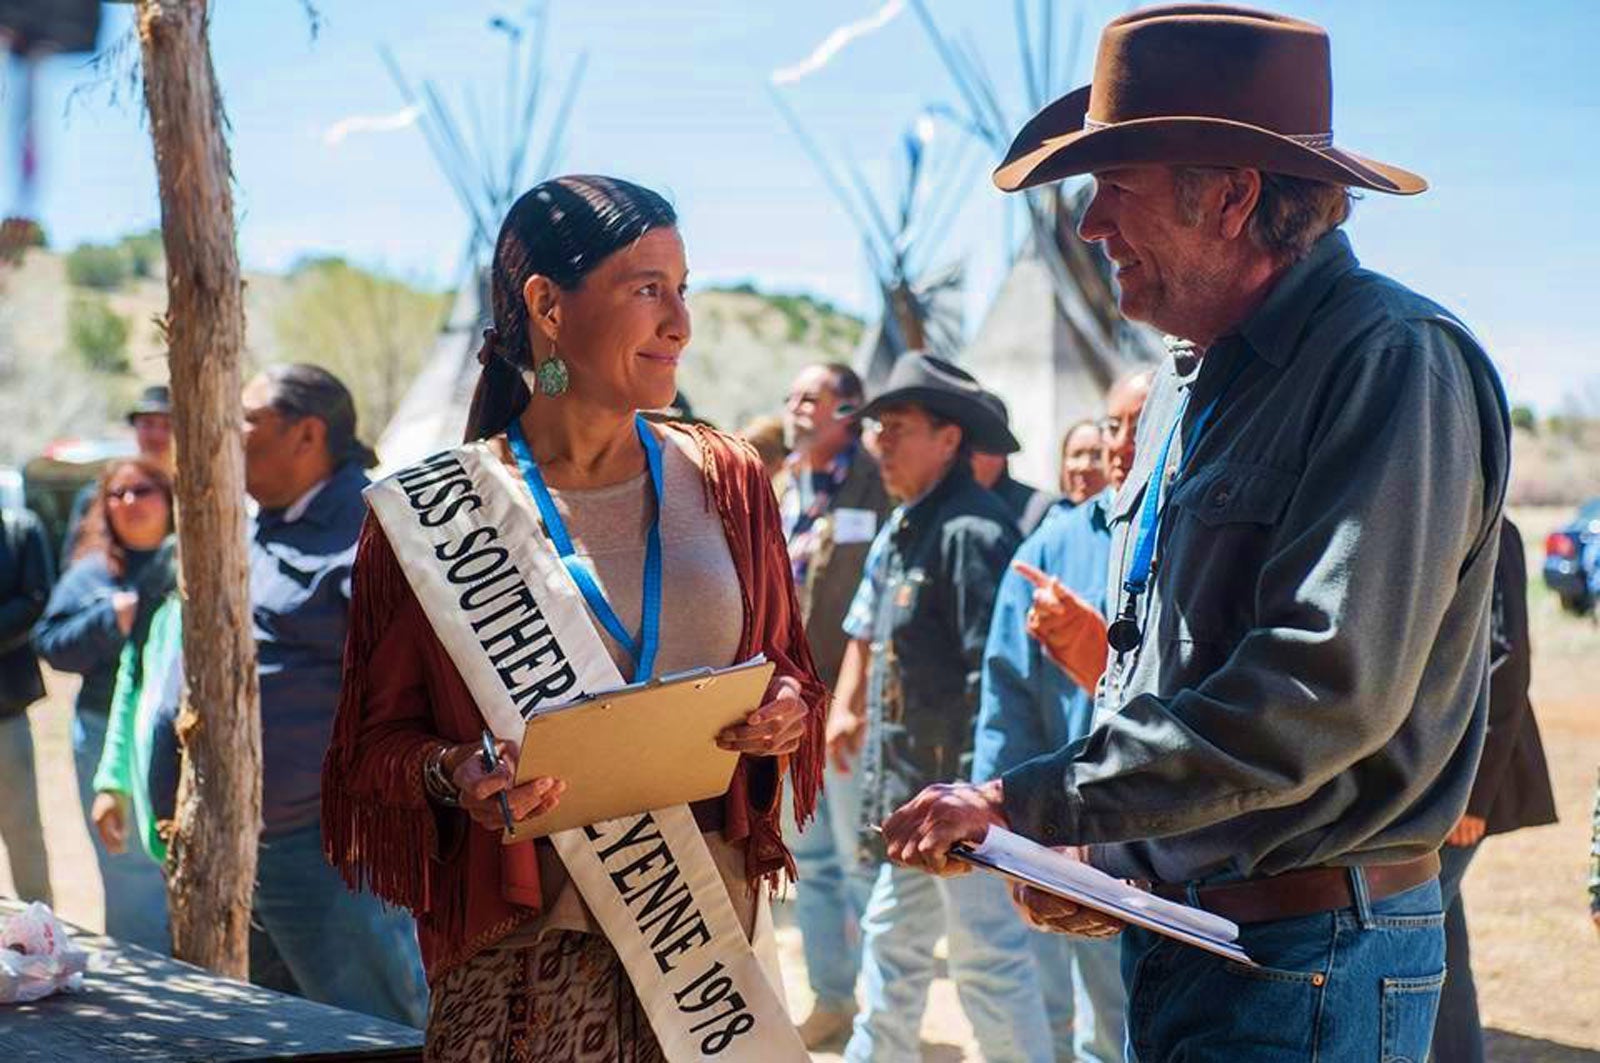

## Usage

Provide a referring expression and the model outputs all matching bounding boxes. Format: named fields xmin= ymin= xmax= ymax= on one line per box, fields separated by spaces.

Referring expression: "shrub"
xmin=68 ymin=295 xmax=130 ymax=373
xmin=119 ymin=229 xmax=165 ymax=279
xmin=65 ymin=243 xmax=131 ymax=290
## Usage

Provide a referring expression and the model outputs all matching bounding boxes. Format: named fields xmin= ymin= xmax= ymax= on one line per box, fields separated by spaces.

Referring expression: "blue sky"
xmin=11 ymin=0 xmax=1598 ymax=411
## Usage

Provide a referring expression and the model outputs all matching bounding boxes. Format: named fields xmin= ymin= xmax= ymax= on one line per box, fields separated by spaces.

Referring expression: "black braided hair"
xmin=464 ymin=175 xmax=678 ymax=442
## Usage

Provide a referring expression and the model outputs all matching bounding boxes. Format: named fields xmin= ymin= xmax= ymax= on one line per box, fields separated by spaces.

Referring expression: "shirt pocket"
xmin=1158 ymin=461 xmax=1299 ymax=643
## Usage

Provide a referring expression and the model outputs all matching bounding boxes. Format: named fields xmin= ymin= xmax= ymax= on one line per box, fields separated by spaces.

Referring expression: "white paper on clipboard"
xmin=952 ymin=827 xmax=1256 ymax=967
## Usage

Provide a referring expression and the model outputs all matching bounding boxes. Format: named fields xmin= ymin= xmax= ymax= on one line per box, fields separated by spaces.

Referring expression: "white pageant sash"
xmin=366 ymin=442 xmax=805 ymax=1062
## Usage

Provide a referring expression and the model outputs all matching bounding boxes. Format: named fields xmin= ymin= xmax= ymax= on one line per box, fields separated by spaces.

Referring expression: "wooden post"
xmin=135 ymin=0 xmax=260 ymax=978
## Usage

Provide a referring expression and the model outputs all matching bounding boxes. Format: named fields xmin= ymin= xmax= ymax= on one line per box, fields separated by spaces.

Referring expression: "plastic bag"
xmin=0 ymin=902 xmax=91 ymax=1004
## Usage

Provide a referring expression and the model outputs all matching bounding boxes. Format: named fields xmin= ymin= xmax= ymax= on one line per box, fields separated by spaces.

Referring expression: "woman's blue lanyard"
xmin=506 ymin=415 xmax=665 ymax=682
xmin=1107 ymin=354 xmax=1251 ymax=653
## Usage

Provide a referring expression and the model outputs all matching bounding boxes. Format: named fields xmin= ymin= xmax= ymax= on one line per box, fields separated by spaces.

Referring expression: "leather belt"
xmin=1151 ymin=852 xmax=1441 ymax=925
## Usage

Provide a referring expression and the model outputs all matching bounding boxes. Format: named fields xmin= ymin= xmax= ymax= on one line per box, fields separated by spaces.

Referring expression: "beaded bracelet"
xmin=423 ymin=744 xmax=462 ymax=807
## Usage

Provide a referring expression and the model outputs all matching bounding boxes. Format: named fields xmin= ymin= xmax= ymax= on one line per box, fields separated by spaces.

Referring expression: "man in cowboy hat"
xmin=827 ymin=352 xmax=1052 ymax=1062
xmin=880 ymin=7 xmax=1510 ymax=1061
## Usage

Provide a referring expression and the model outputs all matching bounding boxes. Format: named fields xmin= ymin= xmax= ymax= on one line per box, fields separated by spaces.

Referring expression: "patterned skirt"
xmin=425 ymin=930 xmax=666 ymax=1063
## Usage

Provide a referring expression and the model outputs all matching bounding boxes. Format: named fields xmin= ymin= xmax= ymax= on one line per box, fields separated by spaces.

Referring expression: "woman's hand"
xmin=92 ymin=791 xmax=129 ymax=854
xmin=448 ymin=739 xmax=566 ymax=833
xmin=112 ymin=591 xmax=139 ymax=636
xmin=718 ymin=676 xmax=808 ymax=757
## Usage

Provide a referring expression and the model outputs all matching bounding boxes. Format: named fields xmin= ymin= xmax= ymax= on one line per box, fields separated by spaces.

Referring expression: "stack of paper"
xmin=957 ymin=827 xmax=1255 ymax=966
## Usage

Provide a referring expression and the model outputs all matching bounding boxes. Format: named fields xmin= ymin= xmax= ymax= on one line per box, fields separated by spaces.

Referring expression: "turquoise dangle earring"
xmin=534 ymin=348 xmax=569 ymax=397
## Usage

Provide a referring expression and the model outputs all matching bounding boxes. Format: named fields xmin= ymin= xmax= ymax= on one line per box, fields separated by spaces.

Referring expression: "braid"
xmin=465 ymin=175 xmax=677 ymax=441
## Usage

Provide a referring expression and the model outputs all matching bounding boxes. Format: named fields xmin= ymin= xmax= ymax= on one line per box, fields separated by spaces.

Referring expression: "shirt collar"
xmin=1086 ymin=486 xmax=1115 ymax=531
xmin=896 ymin=459 xmax=971 ymax=536
xmin=1236 ymin=229 xmax=1361 ymax=367
xmin=266 ymin=461 xmax=363 ymax=528
xmin=280 ymin=477 xmax=331 ymax=524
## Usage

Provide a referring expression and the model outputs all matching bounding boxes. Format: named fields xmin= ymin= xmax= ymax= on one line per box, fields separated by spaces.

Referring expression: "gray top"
xmin=1001 ymin=230 xmax=1511 ymax=884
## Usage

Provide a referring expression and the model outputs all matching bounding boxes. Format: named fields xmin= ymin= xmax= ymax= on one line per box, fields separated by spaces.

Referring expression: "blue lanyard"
xmin=506 ymin=415 xmax=664 ymax=682
xmin=1121 ymin=354 xmax=1252 ymax=602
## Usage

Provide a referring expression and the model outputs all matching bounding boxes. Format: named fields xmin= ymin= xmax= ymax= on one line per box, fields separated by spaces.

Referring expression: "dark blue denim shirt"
xmin=1001 ymin=231 xmax=1511 ymax=884
xmin=853 ymin=463 xmax=1021 ymax=856
xmin=251 ymin=460 xmax=369 ymax=836
xmin=972 ymin=490 xmax=1111 ymax=783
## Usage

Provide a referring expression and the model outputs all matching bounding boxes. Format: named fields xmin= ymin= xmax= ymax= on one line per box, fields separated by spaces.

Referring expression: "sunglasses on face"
xmin=107 ymin=484 xmax=162 ymax=505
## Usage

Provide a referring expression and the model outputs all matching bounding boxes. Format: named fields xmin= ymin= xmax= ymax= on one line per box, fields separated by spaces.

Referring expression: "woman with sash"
xmin=322 ymin=175 xmax=825 ymax=1061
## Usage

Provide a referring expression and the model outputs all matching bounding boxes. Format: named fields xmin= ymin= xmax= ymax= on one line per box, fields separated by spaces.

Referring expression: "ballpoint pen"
xmin=480 ymin=729 xmax=516 ymax=832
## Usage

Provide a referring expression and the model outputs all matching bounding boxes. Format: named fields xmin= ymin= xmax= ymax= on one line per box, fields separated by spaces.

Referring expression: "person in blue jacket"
xmin=969 ymin=370 xmax=1149 ymax=1063
xmin=33 ymin=457 xmax=174 ymax=951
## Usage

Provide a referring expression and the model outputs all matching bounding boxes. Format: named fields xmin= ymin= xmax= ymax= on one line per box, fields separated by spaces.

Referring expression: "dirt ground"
xmin=2 ymin=507 xmax=1596 ymax=1060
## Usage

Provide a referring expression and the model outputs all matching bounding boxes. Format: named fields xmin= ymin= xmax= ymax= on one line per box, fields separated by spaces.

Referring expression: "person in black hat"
xmin=826 ymin=353 xmax=1051 ymax=1062
xmin=126 ymin=385 xmax=174 ymax=473
xmin=969 ymin=391 xmax=1058 ymax=537
xmin=59 ymin=384 xmax=175 ymax=562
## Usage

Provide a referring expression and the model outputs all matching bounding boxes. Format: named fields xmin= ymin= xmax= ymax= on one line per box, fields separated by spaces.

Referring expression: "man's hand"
xmin=718 ymin=676 xmax=808 ymax=756
xmin=880 ymin=779 xmax=1008 ymax=875
xmin=1013 ymin=561 xmax=1108 ymax=693
xmin=1445 ymin=813 xmax=1488 ymax=848
xmin=1011 ymin=879 xmax=1127 ymax=939
xmin=824 ymin=700 xmax=865 ymax=772
xmin=449 ymin=739 xmax=565 ymax=833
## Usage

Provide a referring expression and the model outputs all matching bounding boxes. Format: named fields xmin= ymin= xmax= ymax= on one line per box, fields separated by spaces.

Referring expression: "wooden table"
xmin=0 ymin=900 xmax=424 ymax=1061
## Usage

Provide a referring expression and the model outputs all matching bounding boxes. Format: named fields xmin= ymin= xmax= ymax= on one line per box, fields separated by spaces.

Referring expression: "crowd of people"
xmin=0 ymin=6 xmax=1596 ymax=1063
xmin=0 ymin=372 xmax=428 ymax=1028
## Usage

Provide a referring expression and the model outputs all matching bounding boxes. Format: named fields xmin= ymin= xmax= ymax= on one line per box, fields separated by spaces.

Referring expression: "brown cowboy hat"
xmin=994 ymin=5 xmax=1426 ymax=196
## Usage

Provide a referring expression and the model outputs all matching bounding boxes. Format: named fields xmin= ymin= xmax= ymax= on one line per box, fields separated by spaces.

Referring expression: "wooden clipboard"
xmin=502 ymin=657 xmax=776 ymax=842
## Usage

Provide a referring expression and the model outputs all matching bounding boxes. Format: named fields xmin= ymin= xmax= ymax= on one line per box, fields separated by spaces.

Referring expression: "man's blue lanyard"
xmin=506 ymin=415 xmax=664 ymax=682
xmin=1108 ymin=354 xmax=1251 ymax=653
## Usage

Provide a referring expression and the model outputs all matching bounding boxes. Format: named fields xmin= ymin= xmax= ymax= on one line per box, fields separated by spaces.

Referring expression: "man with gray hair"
xmin=777 ymin=361 xmax=892 ymax=1048
xmin=882 ymin=7 xmax=1510 ymax=1060
xmin=968 ymin=368 xmax=1151 ymax=1062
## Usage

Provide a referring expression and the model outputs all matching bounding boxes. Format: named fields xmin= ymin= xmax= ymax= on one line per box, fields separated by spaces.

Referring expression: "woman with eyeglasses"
xmin=33 ymin=456 xmax=174 ymax=951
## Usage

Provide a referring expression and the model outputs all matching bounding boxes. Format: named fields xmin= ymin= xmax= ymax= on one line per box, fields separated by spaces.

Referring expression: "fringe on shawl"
xmin=321 ymin=516 xmax=441 ymax=916
xmin=683 ymin=424 xmax=828 ymax=891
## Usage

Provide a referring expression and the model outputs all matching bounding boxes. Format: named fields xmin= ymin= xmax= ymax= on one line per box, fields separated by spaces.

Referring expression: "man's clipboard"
xmin=502 ymin=657 xmax=776 ymax=842
xmin=948 ymin=827 xmax=1257 ymax=967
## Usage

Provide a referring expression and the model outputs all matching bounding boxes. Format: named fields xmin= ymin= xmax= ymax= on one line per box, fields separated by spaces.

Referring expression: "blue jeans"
xmin=783 ymin=762 xmax=874 ymax=1011
xmin=846 ymin=864 xmax=1053 ymax=1063
xmin=73 ymin=710 xmax=169 ymax=951
xmin=1434 ymin=842 xmax=1483 ymax=1063
xmin=1032 ymin=930 xmax=1127 ymax=1062
xmin=0 ymin=713 xmax=52 ymax=904
xmin=1122 ymin=876 xmax=1445 ymax=1062
xmin=253 ymin=820 xmax=429 ymax=1029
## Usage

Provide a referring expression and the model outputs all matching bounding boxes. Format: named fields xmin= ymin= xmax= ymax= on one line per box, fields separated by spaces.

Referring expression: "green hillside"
xmin=0 ymin=240 xmax=862 ymax=466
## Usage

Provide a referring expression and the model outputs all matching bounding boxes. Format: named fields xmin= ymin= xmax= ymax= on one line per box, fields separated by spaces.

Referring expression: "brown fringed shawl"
xmin=321 ymin=424 xmax=827 ymax=981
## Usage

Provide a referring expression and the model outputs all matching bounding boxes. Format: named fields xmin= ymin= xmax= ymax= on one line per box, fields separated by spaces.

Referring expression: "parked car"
xmin=22 ymin=437 xmax=136 ymax=569
xmin=1542 ymin=498 xmax=1600 ymax=615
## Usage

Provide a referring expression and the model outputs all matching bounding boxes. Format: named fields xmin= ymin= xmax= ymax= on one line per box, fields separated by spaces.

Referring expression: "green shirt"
xmin=1002 ymin=231 xmax=1511 ymax=884
xmin=93 ymin=594 xmax=181 ymax=864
